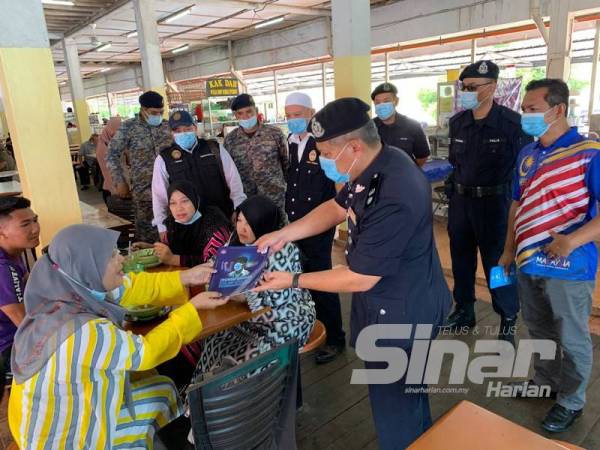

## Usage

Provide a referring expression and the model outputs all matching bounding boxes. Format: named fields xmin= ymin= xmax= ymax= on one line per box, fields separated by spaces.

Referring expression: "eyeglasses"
xmin=459 ymin=81 xmax=493 ymax=92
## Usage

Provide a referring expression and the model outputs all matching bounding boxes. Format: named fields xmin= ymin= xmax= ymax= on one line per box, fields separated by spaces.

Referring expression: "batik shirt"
xmin=513 ymin=127 xmax=600 ymax=280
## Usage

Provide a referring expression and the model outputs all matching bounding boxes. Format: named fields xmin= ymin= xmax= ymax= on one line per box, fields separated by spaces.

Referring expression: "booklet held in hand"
xmin=208 ymin=246 xmax=269 ymax=296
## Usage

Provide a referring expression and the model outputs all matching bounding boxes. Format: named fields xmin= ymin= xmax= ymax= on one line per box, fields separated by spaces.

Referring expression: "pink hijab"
xmin=96 ymin=117 xmax=122 ymax=192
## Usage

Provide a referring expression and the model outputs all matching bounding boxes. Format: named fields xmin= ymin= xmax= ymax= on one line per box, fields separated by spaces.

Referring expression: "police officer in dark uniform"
xmin=152 ymin=110 xmax=246 ymax=240
xmin=444 ymin=60 xmax=533 ymax=342
xmin=284 ymin=92 xmax=346 ymax=364
xmin=371 ymin=82 xmax=431 ymax=166
xmin=254 ymin=98 xmax=452 ymax=449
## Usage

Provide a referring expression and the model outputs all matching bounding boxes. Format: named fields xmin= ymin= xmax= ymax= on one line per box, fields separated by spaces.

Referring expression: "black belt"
xmin=455 ymin=183 xmax=508 ymax=198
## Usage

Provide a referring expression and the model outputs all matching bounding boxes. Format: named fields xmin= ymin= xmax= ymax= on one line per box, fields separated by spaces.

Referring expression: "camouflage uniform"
xmin=107 ymin=117 xmax=172 ymax=242
xmin=224 ymin=124 xmax=289 ymax=215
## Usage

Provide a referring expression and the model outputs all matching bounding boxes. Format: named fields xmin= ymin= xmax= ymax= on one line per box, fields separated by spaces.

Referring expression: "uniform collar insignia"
xmin=355 ymin=184 xmax=365 ymax=193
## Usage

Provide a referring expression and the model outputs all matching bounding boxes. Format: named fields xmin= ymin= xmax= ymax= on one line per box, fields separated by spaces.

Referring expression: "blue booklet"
xmin=489 ymin=264 xmax=517 ymax=289
xmin=208 ymin=246 xmax=269 ymax=296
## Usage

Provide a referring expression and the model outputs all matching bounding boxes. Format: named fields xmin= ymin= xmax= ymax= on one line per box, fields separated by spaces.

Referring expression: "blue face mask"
xmin=239 ymin=115 xmax=258 ymax=130
xmin=521 ymin=109 xmax=556 ymax=137
xmin=233 ymin=262 xmax=242 ymax=271
xmin=319 ymin=143 xmax=356 ymax=184
xmin=287 ymin=118 xmax=308 ymax=135
xmin=175 ymin=209 xmax=202 ymax=225
xmin=146 ymin=114 xmax=162 ymax=127
xmin=174 ymin=131 xmax=197 ymax=150
xmin=57 ymin=267 xmax=127 ymax=304
xmin=239 ymin=116 xmax=258 ymax=130
xmin=459 ymin=91 xmax=481 ymax=110
xmin=375 ymin=102 xmax=395 ymax=120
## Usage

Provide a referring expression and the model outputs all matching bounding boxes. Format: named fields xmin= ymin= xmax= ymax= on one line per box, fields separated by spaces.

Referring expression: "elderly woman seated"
xmin=194 ymin=195 xmax=316 ymax=377
xmin=8 ymin=224 xmax=226 ymax=450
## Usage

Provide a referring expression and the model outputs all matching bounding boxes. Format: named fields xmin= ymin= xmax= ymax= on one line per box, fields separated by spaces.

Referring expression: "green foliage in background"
xmin=417 ymin=88 xmax=438 ymax=122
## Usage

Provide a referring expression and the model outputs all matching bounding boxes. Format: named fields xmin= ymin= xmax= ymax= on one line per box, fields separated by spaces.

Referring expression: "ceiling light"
xmin=100 ymin=68 xmax=111 ymax=73
xmin=159 ymin=6 xmax=193 ymax=24
xmin=255 ymin=17 xmax=284 ymax=29
xmin=95 ymin=42 xmax=112 ymax=52
xmin=126 ymin=30 xmax=138 ymax=38
xmin=172 ymin=44 xmax=189 ymax=54
xmin=42 ymin=0 xmax=75 ymax=5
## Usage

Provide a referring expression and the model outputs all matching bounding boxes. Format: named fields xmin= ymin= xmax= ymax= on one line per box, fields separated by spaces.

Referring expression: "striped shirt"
xmin=9 ymin=271 xmax=202 ymax=449
xmin=512 ymin=127 xmax=600 ymax=280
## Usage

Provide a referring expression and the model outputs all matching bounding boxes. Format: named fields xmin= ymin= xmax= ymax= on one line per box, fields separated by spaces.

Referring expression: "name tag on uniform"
xmin=454 ymin=138 xmax=465 ymax=143
xmin=488 ymin=138 xmax=501 ymax=143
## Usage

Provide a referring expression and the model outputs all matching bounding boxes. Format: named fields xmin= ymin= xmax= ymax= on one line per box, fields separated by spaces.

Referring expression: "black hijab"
xmin=231 ymin=195 xmax=282 ymax=245
xmin=165 ymin=180 xmax=230 ymax=258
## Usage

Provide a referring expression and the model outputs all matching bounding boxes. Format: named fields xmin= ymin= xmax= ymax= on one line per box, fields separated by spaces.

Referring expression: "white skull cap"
xmin=285 ymin=92 xmax=312 ymax=108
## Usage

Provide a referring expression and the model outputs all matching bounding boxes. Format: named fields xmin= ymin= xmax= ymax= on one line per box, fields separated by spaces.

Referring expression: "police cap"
xmin=139 ymin=90 xmax=164 ymax=108
xmin=308 ymin=97 xmax=371 ymax=143
xmin=370 ymin=82 xmax=398 ymax=100
xmin=230 ymin=93 xmax=255 ymax=111
xmin=168 ymin=110 xmax=194 ymax=129
xmin=459 ymin=60 xmax=499 ymax=81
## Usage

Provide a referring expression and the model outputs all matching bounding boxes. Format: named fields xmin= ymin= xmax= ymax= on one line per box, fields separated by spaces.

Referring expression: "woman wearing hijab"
xmin=96 ymin=116 xmax=122 ymax=202
xmin=152 ymin=180 xmax=232 ymax=267
xmin=194 ymin=195 xmax=316 ymax=376
xmin=8 ymin=224 xmax=226 ymax=450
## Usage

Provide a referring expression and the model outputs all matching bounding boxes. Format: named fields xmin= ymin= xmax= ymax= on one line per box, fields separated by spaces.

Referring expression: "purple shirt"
xmin=0 ymin=248 xmax=26 ymax=352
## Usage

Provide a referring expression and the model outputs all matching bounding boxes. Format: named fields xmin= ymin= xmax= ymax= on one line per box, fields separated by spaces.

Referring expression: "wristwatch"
xmin=292 ymin=272 xmax=302 ymax=289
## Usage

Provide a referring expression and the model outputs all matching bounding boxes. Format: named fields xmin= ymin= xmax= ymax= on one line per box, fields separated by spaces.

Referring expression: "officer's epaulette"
xmin=364 ymin=172 xmax=382 ymax=209
xmin=500 ymin=106 xmax=522 ymax=125
xmin=449 ymin=109 xmax=469 ymax=125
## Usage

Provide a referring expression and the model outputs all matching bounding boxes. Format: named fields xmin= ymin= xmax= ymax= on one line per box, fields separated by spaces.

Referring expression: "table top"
xmin=408 ymin=401 xmax=583 ymax=450
xmin=125 ymin=265 xmax=269 ymax=341
xmin=79 ymin=201 xmax=131 ymax=229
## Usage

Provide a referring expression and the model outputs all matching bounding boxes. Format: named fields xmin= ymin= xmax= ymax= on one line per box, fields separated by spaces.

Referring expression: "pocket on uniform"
xmin=368 ymin=296 xmax=406 ymax=325
xmin=451 ymin=139 xmax=467 ymax=155
xmin=365 ymin=296 xmax=410 ymax=348
xmin=482 ymin=138 xmax=508 ymax=167
xmin=398 ymin=137 xmax=415 ymax=153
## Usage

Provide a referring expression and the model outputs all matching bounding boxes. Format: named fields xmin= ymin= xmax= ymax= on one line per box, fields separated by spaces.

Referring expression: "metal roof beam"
xmin=206 ymin=0 xmax=331 ymax=17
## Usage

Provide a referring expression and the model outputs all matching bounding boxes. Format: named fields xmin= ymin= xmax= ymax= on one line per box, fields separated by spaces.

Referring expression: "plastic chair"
xmin=187 ymin=339 xmax=299 ymax=450
xmin=299 ymin=320 xmax=326 ymax=354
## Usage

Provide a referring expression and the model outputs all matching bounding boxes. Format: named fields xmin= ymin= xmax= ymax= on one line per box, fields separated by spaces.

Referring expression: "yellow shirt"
xmin=9 ymin=271 xmax=201 ymax=450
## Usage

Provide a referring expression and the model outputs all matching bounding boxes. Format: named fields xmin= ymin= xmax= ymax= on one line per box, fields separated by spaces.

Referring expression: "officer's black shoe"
xmin=315 ymin=344 xmax=345 ymax=365
xmin=508 ymin=379 xmax=557 ymax=400
xmin=542 ymin=403 xmax=582 ymax=433
xmin=443 ymin=306 xmax=476 ymax=330
xmin=81 ymin=185 xmax=89 ymax=191
xmin=498 ymin=316 xmax=517 ymax=347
